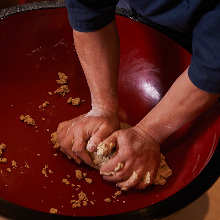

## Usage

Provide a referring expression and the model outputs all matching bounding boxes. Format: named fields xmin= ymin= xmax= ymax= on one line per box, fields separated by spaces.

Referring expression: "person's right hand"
xmin=56 ymin=107 xmax=120 ymax=166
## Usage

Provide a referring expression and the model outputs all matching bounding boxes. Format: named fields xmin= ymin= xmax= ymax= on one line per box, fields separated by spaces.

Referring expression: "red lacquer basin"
xmin=0 ymin=2 xmax=219 ymax=219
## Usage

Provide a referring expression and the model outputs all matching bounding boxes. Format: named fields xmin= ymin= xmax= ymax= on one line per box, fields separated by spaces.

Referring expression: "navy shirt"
xmin=65 ymin=0 xmax=220 ymax=94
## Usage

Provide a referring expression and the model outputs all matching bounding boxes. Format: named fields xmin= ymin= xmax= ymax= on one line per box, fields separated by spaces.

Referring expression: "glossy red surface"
xmin=0 ymin=8 xmax=219 ymax=217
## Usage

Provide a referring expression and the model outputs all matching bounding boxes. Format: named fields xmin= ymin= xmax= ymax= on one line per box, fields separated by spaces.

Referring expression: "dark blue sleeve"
xmin=188 ymin=3 xmax=220 ymax=94
xmin=65 ymin=0 xmax=119 ymax=32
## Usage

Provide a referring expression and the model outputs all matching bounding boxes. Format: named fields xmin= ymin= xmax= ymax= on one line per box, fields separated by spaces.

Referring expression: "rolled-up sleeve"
xmin=188 ymin=3 xmax=220 ymax=94
xmin=65 ymin=0 xmax=119 ymax=32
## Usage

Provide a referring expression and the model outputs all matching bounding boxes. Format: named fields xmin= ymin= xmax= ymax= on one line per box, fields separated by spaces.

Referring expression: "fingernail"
xmin=86 ymin=143 xmax=96 ymax=152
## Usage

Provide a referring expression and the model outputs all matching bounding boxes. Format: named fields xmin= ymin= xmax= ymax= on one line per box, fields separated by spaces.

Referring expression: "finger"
xmin=116 ymin=170 xmax=143 ymax=191
xmin=72 ymin=133 xmax=92 ymax=166
xmin=102 ymin=162 xmax=130 ymax=182
xmin=57 ymin=126 xmax=81 ymax=164
xmin=57 ymin=120 xmax=70 ymax=133
xmin=135 ymin=163 xmax=159 ymax=189
xmin=135 ymin=171 xmax=155 ymax=189
xmin=100 ymin=153 xmax=131 ymax=182
xmin=86 ymin=125 xmax=116 ymax=152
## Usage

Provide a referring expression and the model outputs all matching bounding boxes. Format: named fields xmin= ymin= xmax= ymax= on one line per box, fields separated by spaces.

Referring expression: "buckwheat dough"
xmin=51 ymin=122 xmax=172 ymax=187
xmin=67 ymin=97 xmax=81 ymax=106
xmin=54 ymin=72 xmax=70 ymax=96
xmin=50 ymin=208 xmax=58 ymax=214
xmin=56 ymin=72 xmax=68 ymax=85
xmin=39 ymin=101 xmax=49 ymax=109
xmin=71 ymin=191 xmax=89 ymax=208
xmin=54 ymin=85 xmax=70 ymax=97
xmin=20 ymin=115 xmax=36 ymax=126
xmin=0 ymin=143 xmax=7 ymax=163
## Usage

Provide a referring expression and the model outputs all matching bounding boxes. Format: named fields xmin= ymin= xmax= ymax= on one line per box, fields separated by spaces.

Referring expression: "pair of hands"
xmin=57 ymin=108 xmax=160 ymax=190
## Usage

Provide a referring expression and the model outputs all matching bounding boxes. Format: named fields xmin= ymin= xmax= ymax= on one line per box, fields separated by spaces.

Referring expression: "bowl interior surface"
xmin=0 ymin=8 xmax=219 ymax=217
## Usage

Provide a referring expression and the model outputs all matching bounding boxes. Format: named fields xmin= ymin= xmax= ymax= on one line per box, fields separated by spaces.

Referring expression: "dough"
xmin=20 ymin=115 xmax=36 ymax=126
xmin=54 ymin=72 xmax=70 ymax=96
xmin=67 ymin=97 xmax=81 ymax=106
xmin=51 ymin=122 xmax=172 ymax=187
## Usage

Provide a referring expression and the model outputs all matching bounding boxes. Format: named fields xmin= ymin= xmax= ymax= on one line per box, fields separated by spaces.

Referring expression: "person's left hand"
xmin=99 ymin=125 xmax=160 ymax=190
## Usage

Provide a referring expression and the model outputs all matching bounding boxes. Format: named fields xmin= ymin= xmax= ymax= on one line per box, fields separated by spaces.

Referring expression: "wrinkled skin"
xmin=99 ymin=126 xmax=160 ymax=190
xmin=57 ymin=108 xmax=120 ymax=165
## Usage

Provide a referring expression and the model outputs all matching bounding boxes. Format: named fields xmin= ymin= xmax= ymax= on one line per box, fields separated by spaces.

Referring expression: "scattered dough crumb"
xmin=6 ymin=168 xmax=12 ymax=173
xmin=20 ymin=115 xmax=36 ymax=126
xmin=0 ymin=143 xmax=6 ymax=157
xmin=12 ymin=160 xmax=17 ymax=169
xmin=42 ymin=165 xmax=52 ymax=177
xmin=71 ymin=191 xmax=89 ymax=209
xmin=85 ymin=178 xmax=92 ymax=184
xmin=54 ymin=85 xmax=70 ymax=96
xmin=67 ymin=97 xmax=81 ymax=106
xmin=62 ymin=179 xmax=70 ymax=185
xmin=56 ymin=72 xmax=68 ymax=85
xmin=48 ymin=92 xmax=53 ymax=96
xmin=39 ymin=101 xmax=49 ymax=109
xmin=50 ymin=208 xmax=58 ymax=214
xmin=51 ymin=132 xmax=60 ymax=150
xmin=54 ymin=72 xmax=70 ymax=96
xmin=104 ymin=198 xmax=111 ymax=203
xmin=25 ymin=162 xmax=30 ymax=168
xmin=75 ymin=170 xmax=83 ymax=180
xmin=0 ymin=158 xmax=7 ymax=163
xmin=42 ymin=169 xmax=48 ymax=177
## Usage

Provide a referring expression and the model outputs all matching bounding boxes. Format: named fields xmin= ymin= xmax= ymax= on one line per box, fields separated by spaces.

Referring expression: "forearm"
xmin=73 ymin=20 xmax=120 ymax=114
xmin=136 ymin=68 xmax=220 ymax=143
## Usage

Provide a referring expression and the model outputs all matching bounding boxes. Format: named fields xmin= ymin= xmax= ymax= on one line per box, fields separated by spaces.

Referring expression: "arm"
xmin=73 ymin=20 xmax=120 ymax=115
xmin=100 ymin=68 xmax=219 ymax=190
xmin=57 ymin=20 xmax=121 ymax=164
xmin=135 ymin=67 xmax=219 ymax=144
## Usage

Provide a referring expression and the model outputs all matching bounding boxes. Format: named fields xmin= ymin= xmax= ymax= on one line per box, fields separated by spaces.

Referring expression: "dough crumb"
xmin=0 ymin=143 xmax=6 ymax=157
xmin=6 ymin=168 xmax=12 ymax=173
xmin=42 ymin=165 xmax=52 ymax=177
xmin=20 ymin=115 xmax=36 ymax=126
xmin=12 ymin=160 xmax=17 ymax=169
xmin=104 ymin=198 xmax=111 ymax=203
xmin=75 ymin=170 xmax=83 ymax=180
xmin=67 ymin=97 xmax=81 ymax=106
xmin=0 ymin=158 xmax=7 ymax=163
xmin=71 ymin=191 xmax=89 ymax=209
xmin=39 ymin=101 xmax=50 ymax=109
xmin=48 ymin=92 xmax=53 ymax=96
xmin=85 ymin=178 xmax=92 ymax=184
xmin=54 ymin=85 xmax=70 ymax=97
xmin=62 ymin=179 xmax=70 ymax=185
xmin=51 ymin=132 xmax=60 ymax=150
xmin=56 ymin=72 xmax=68 ymax=85
xmin=114 ymin=190 xmax=121 ymax=196
xmin=54 ymin=72 xmax=70 ymax=96
xmin=50 ymin=208 xmax=58 ymax=214
xmin=25 ymin=162 xmax=30 ymax=168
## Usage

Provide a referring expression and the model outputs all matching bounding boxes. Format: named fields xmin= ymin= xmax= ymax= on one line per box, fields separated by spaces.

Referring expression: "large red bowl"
xmin=0 ymin=2 xmax=219 ymax=219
